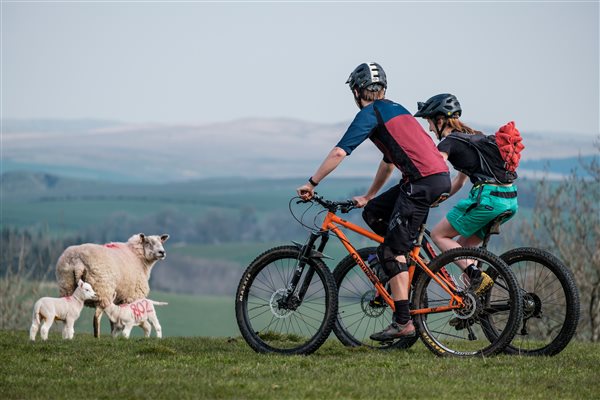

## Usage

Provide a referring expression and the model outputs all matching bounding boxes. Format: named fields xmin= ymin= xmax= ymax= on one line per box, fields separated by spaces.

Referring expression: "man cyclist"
xmin=297 ymin=62 xmax=451 ymax=341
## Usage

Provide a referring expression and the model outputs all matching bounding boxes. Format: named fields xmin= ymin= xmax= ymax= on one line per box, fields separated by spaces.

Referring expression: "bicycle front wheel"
xmin=235 ymin=245 xmax=337 ymax=354
xmin=333 ymin=247 xmax=420 ymax=350
xmin=412 ymin=247 xmax=523 ymax=357
xmin=500 ymin=247 xmax=580 ymax=356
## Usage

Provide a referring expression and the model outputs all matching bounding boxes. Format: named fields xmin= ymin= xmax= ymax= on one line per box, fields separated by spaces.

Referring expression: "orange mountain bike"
xmin=235 ymin=195 xmax=523 ymax=356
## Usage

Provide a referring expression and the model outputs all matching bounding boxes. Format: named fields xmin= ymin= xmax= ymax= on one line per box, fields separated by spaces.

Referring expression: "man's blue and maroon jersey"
xmin=336 ymin=99 xmax=448 ymax=182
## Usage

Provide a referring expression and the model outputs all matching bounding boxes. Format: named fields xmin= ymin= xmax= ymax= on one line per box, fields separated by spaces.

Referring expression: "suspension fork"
xmin=288 ymin=231 xmax=330 ymax=302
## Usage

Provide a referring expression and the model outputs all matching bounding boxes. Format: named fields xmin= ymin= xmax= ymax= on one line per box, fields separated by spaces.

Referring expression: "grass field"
xmin=1 ymin=331 xmax=599 ymax=399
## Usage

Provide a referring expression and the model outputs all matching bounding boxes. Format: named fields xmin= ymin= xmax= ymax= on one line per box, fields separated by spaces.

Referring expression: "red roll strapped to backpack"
xmin=495 ymin=121 xmax=524 ymax=172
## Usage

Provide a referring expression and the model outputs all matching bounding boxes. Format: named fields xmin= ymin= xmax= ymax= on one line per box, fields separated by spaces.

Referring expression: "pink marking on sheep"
xmin=103 ymin=298 xmax=168 ymax=338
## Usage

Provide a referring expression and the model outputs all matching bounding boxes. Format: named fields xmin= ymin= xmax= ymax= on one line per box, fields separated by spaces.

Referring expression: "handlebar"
xmin=296 ymin=193 xmax=358 ymax=214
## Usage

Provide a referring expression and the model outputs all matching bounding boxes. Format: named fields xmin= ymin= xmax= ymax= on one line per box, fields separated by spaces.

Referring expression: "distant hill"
xmin=2 ymin=118 xmax=597 ymax=183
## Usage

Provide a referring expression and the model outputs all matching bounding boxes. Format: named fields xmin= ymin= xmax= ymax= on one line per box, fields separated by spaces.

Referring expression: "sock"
xmin=393 ymin=300 xmax=410 ymax=325
xmin=466 ymin=264 xmax=481 ymax=280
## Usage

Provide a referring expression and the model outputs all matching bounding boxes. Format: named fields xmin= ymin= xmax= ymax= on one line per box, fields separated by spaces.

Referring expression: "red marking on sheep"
xmin=129 ymin=300 xmax=154 ymax=322
xmin=104 ymin=243 xmax=120 ymax=248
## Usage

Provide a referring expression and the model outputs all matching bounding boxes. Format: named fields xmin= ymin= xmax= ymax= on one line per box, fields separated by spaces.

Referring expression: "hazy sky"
xmin=2 ymin=1 xmax=599 ymax=136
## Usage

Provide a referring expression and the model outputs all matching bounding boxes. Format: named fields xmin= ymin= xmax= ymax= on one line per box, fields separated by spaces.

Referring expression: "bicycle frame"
xmin=319 ymin=211 xmax=465 ymax=315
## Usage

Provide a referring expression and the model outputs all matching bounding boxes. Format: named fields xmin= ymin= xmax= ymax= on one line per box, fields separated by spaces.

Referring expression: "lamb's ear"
xmin=111 ymin=292 xmax=117 ymax=303
xmin=139 ymin=233 xmax=146 ymax=243
xmin=160 ymin=234 xmax=170 ymax=242
xmin=78 ymin=279 xmax=84 ymax=287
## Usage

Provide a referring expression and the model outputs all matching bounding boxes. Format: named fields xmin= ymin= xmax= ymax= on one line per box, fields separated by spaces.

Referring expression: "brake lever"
xmin=340 ymin=200 xmax=357 ymax=214
xmin=295 ymin=192 xmax=320 ymax=205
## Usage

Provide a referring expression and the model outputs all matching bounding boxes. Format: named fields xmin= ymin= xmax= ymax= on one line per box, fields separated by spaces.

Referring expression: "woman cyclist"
xmin=414 ymin=93 xmax=519 ymax=296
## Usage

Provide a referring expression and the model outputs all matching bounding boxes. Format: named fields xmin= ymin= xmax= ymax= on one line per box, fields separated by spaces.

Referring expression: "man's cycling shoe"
xmin=370 ymin=321 xmax=416 ymax=342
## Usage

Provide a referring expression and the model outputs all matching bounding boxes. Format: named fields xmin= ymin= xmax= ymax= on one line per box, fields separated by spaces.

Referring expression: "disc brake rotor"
xmin=360 ymin=289 xmax=387 ymax=318
xmin=269 ymin=288 xmax=294 ymax=319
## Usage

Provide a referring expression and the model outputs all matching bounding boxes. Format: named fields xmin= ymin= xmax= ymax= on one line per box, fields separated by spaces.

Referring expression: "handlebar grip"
xmin=340 ymin=199 xmax=358 ymax=213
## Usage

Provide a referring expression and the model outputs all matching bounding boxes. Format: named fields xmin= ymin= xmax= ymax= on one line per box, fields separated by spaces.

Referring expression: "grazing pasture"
xmin=0 ymin=331 xmax=598 ymax=399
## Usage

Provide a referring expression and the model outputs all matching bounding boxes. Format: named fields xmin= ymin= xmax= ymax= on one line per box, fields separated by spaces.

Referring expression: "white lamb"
xmin=103 ymin=298 xmax=168 ymax=338
xmin=55 ymin=233 xmax=169 ymax=337
xmin=29 ymin=279 xmax=97 ymax=341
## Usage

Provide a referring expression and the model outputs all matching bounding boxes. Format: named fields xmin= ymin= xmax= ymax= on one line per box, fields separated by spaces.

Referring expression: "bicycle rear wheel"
xmin=412 ymin=247 xmax=523 ymax=357
xmin=235 ymin=245 xmax=337 ymax=354
xmin=499 ymin=247 xmax=580 ymax=356
xmin=333 ymin=247 xmax=420 ymax=350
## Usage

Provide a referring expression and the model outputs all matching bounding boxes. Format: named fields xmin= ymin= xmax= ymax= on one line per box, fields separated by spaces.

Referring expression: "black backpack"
xmin=447 ymin=133 xmax=518 ymax=184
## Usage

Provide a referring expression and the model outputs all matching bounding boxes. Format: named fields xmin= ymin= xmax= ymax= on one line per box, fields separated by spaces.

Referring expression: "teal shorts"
xmin=446 ymin=184 xmax=518 ymax=239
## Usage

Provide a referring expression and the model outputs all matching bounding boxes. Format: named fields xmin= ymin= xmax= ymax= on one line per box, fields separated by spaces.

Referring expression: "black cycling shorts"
xmin=363 ymin=173 xmax=451 ymax=255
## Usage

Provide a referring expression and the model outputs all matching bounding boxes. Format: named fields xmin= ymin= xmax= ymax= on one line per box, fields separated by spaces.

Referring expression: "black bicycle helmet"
xmin=414 ymin=93 xmax=462 ymax=119
xmin=346 ymin=62 xmax=387 ymax=92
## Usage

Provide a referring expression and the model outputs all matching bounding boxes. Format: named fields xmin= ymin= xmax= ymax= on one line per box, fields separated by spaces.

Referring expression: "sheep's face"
xmin=140 ymin=234 xmax=169 ymax=261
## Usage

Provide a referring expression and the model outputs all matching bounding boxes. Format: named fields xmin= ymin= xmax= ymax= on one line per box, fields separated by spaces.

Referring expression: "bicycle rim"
xmin=235 ymin=246 xmax=337 ymax=354
xmin=413 ymin=247 xmax=522 ymax=357
xmin=333 ymin=247 xmax=419 ymax=350
xmin=500 ymin=247 xmax=580 ymax=356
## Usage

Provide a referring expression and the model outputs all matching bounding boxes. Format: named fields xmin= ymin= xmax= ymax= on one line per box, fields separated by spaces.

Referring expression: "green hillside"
xmin=1 ymin=172 xmax=374 ymax=233
xmin=0 ymin=171 xmax=538 ymax=299
xmin=1 ymin=171 xmax=538 ymax=235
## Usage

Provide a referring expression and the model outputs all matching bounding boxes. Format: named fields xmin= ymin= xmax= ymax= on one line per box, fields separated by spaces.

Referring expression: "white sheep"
xmin=55 ymin=233 xmax=169 ymax=337
xmin=30 ymin=279 xmax=97 ymax=341
xmin=103 ymin=298 xmax=168 ymax=338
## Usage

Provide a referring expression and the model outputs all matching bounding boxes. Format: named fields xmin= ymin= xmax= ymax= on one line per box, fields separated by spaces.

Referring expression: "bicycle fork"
xmin=283 ymin=232 xmax=331 ymax=309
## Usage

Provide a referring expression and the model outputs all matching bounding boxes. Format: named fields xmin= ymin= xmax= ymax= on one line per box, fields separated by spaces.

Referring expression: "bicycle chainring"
xmin=452 ymin=292 xmax=479 ymax=320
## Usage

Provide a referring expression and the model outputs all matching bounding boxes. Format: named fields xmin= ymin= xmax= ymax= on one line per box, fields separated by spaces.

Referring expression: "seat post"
xmin=480 ymin=211 xmax=514 ymax=249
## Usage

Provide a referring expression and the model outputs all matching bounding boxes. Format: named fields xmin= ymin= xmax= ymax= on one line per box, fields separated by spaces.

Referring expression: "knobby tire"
xmin=235 ymin=245 xmax=338 ymax=355
xmin=499 ymin=247 xmax=580 ymax=356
